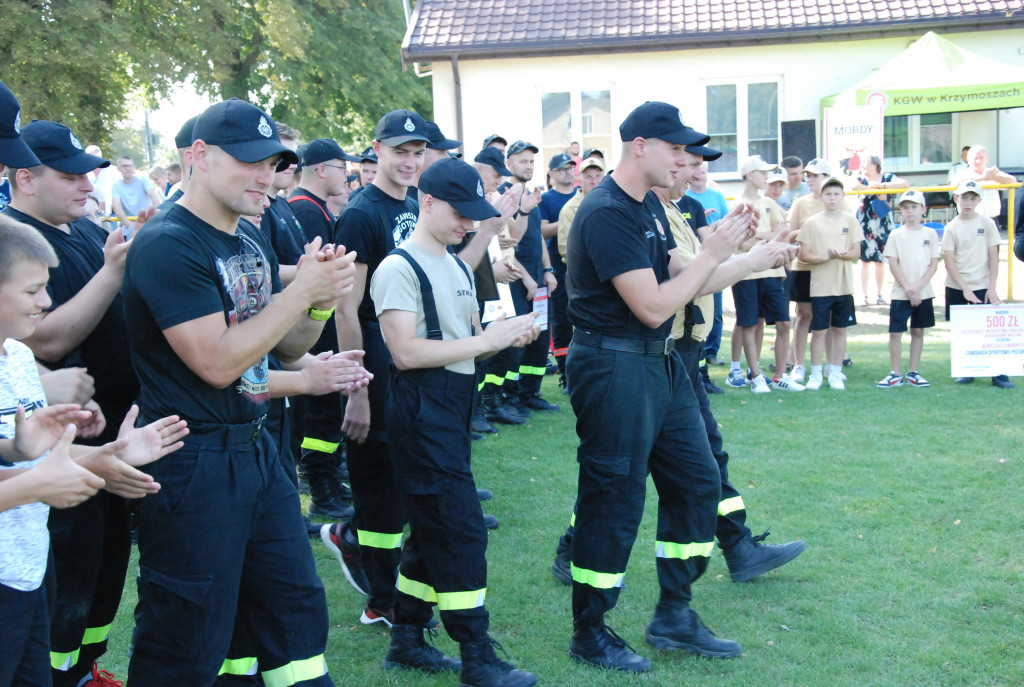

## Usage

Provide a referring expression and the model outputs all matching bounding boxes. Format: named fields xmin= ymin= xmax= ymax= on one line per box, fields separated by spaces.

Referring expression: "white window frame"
xmin=702 ymin=76 xmax=783 ymax=181
xmin=883 ymin=112 xmax=960 ymax=174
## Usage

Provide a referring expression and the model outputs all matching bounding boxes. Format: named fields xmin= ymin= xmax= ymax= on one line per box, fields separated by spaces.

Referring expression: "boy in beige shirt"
xmin=876 ymin=191 xmax=939 ymax=388
xmin=795 ymin=177 xmax=863 ymax=390
xmin=941 ymin=179 xmax=1013 ymax=389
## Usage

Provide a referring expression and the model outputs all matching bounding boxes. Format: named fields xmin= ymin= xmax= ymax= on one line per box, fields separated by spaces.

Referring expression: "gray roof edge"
xmin=402 ymin=14 xmax=1024 ymax=64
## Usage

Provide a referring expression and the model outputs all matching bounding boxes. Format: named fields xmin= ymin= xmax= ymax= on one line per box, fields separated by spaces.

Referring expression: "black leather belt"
xmin=572 ymin=328 xmax=675 ymax=357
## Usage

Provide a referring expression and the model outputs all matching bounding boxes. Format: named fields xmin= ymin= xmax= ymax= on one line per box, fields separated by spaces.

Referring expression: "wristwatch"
xmin=307 ymin=305 xmax=335 ymax=321
xmin=544 ymin=267 xmax=555 ymax=274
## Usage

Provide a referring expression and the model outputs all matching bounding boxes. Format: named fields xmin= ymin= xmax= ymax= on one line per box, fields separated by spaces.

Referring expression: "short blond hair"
xmin=0 ymin=215 xmax=58 ymax=284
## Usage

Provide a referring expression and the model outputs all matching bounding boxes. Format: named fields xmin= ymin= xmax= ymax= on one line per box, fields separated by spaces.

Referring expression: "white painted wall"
xmin=424 ymin=28 xmax=1024 ymax=185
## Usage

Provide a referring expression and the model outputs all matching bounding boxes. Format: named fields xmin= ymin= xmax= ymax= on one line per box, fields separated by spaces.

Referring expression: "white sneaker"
xmin=772 ymin=373 xmax=805 ymax=392
xmin=791 ymin=364 xmax=806 ymax=383
xmin=826 ymin=364 xmax=847 ymax=382
xmin=750 ymin=374 xmax=771 ymax=394
xmin=827 ymin=371 xmax=845 ymax=390
xmin=805 ymin=371 xmax=823 ymax=390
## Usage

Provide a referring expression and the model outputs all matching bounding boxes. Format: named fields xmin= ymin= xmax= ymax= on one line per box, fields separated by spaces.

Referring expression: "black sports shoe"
xmin=483 ymin=514 xmax=499 ymax=530
xmin=476 ymin=488 xmax=493 ymax=502
xmin=722 ymin=530 xmax=806 ymax=582
xmin=551 ymin=550 xmax=572 ymax=585
xmin=992 ymin=375 xmax=1015 ymax=389
xmin=570 ymin=624 xmax=651 ymax=673
xmin=520 ymin=392 xmax=559 ymax=411
xmin=321 ymin=522 xmax=370 ymax=596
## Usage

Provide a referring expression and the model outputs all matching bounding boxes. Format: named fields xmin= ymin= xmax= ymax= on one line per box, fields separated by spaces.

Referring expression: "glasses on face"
xmin=507 ymin=141 xmax=534 ymax=156
xmin=322 ymin=164 xmax=348 ymax=172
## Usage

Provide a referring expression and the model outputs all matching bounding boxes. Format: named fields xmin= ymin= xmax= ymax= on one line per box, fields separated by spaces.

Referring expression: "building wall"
xmin=424 ymin=28 xmax=1023 ymax=190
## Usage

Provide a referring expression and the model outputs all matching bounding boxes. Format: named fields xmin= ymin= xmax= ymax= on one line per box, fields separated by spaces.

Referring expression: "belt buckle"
xmin=663 ymin=337 xmax=673 ymax=356
xmin=251 ymin=414 xmax=267 ymax=442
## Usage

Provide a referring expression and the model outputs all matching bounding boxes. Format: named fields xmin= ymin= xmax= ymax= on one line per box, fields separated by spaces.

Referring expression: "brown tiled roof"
xmin=402 ymin=0 xmax=1024 ymax=62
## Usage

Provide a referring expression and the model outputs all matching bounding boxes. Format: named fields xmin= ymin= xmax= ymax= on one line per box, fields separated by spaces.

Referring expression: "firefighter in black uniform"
xmin=563 ymin=101 xmax=793 ymax=672
xmin=371 ymin=158 xmax=539 ymax=686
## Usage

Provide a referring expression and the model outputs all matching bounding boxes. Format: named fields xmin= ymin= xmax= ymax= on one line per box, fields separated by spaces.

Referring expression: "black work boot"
xmin=472 ymin=402 xmax=499 ymax=434
xmin=482 ymin=392 xmax=525 ymax=426
xmin=382 ymin=625 xmax=461 ymax=673
xmin=459 ymin=637 xmax=537 ymax=687
xmin=305 ymin=451 xmax=354 ymax=520
xmin=644 ymin=602 xmax=741 ymax=658
xmin=520 ymin=392 xmax=560 ymax=412
xmin=570 ymin=623 xmax=651 ymax=672
xmin=722 ymin=530 xmax=807 ymax=582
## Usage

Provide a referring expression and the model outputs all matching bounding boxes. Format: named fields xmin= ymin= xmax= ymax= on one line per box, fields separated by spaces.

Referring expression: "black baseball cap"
xmin=473 ymin=147 xmax=512 ymax=176
xmin=301 ymin=138 xmax=360 ymax=166
xmin=424 ymin=121 xmax=462 ymax=151
xmin=420 ymin=158 xmax=499 ymax=221
xmin=0 ymin=82 xmax=41 ymax=168
xmin=174 ymin=115 xmax=200 ymax=149
xmin=507 ymin=140 xmax=539 ymax=158
xmin=20 ymin=120 xmax=108 ymax=174
xmin=375 ymin=109 xmax=430 ymax=147
xmin=191 ymin=99 xmax=298 ymax=172
xmin=685 ymin=143 xmax=723 ymax=161
xmin=549 ymin=153 xmax=573 ymax=171
xmin=582 ymin=147 xmax=604 ymax=160
xmin=619 ymin=101 xmax=710 ymax=145
xmin=358 ymin=146 xmax=378 ymax=163
xmin=483 ymin=134 xmax=507 ymax=148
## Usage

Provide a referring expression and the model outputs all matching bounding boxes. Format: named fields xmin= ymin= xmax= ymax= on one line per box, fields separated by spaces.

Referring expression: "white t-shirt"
xmin=884 ymin=225 xmax=940 ymax=300
xmin=941 ymin=213 xmax=1001 ymax=291
xmin=0 ymin=339 xmax=51 ymax=592
xmin=370 ymin=241 xmax=478 ymax=375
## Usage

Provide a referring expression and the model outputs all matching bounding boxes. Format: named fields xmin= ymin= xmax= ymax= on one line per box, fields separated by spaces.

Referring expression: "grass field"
xmin=99 ymin=260 xmax=1024 ymax=686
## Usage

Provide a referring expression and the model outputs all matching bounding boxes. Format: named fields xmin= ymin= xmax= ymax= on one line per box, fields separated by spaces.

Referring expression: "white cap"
xmin=804 ymin=158 xmax=832 ymax=176
xmin=766 ymin=168 xmax=787 ymax=185
xmin=740 ymin=155 xmax=777 ymax=177
xmin=954 ymin=179 xmax=983 ymax=197
xmin=898 ymin=189 xmax=927 ymax=208
xmin=579 ymin=156 xmax=605 ymax=172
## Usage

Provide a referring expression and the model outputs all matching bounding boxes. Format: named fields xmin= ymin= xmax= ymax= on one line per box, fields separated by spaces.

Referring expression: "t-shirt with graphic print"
xmin=333 ymin=183 xmax=419 ymax=324
xmin=122 ymin=204 xmax=282 ymax=424
xmin=0 ymin=339 xmax=51 ymax=592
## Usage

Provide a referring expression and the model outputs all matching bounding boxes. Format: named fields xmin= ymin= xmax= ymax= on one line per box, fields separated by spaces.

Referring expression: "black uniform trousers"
xmin=566 ymin=338 xmax=720 ymax=627
xmin=291 ymin=317 xmax=344 ymax=478
xmin=346 ymin=323 xmax=405 ymax=613
xmin=509 ymin=279 xmax=549 ymax=397
xmin=676 ymin=335 xmax=751 ymax=550
xmin=549 ymin=260 xmax=571 ymax=371
xmin=388 ymin=367 xmax=489 ymax=643
xmin=128 ymin=422 xmax=332 ymax=687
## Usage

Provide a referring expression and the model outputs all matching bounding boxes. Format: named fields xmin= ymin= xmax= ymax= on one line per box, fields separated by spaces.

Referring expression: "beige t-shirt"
xmin=883 ymin=225 xmax=940 ymax=300
xmin=370 ymin=241 xmax=477 ymax=375
xmin=796 ymin=212 xmax=864 ymax=297
xmin=941 ymin=213 xmax=1000 ymax=291
xmin=789 ymin=193 xmax=855 ymax=270
xmin=557 ymin=191 xmax=585 ymax=265
xmin=732 ymin=196 xmax=787 ymax=280
xmin=663 ymin=201 xmax=713 ymax=342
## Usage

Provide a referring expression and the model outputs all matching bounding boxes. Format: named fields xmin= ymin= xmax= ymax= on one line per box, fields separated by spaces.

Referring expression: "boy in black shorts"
xmin=877 ymin=190 xmax=939 ymax=388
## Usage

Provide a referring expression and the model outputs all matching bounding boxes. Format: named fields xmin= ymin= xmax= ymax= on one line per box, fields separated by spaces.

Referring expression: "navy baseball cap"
xmin=549 ymin=153 xmax=573 ymax=171
xmin=358 ymin=146 xmax=378 ymax=163
xmin=191 ymin=99 xmax=298 ymax=172
xmin=174 ymin=115 xmax=200 ymax=149
xmin=420 ymin=158 xmax=499 ymax=221
xmin=483 ymin=134 xmax=507 ymax=148
xmin=0 ymin=82 xmax=41 ymax=168
xmin=346 ymin=173 xmax=359 ymax=183
xmin=619 ymin=101 xmax=710 ymax=145
xmin=685 ymin=143 xmax=723 ymax=161
xmin=582 ymin=147 xmax=604 ymax=160
xmin=424 ymin=121 xmax=462 ymax=151
xmin=375 ymin=109 xmax=430 ymax=147
xmin=448 ymin=151 xmax=463 ymax=159
xmin=506 ymin=140 xmax=539 ymax=158
xmin=473 ymin=147 xmax=512 ymax=176
xmin=301 ymin=138 xmax=360 ymax=166
xmin=20 ymin=120 xmax=108 ymax=174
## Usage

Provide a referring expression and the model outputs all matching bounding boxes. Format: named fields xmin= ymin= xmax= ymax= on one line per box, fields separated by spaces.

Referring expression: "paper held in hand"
xmin=950 ymin=304 xmax=1024 ymax=377
xmin=482 ymin=236 xmax=517 ymax=323
xmin=532 ymin=287 xmax=548 ymax=330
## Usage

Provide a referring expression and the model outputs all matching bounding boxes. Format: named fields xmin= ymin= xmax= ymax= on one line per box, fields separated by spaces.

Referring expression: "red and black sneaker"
xmin=321 ymin=522 xmax=370 ymax=596
xmin=360 ymin=606 xmax=395 ymax=627
xmin=82 ymin=663 xmax=123 ymax=686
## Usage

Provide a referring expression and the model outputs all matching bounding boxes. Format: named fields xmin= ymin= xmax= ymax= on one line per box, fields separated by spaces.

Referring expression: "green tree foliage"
xmin=1 ymin=0 xmax=431 ymax=148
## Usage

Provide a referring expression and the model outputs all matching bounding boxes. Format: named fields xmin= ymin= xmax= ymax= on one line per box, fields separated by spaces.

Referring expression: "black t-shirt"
xmin=566 ymin=175 xmax=677 ymax=339
xmin=539 ymin=187 xmax=578 ymax=263
xmin=673 ymin=194 xmax=709 ymax=236
xmin=264 ymin=195 xmax=306 ymax=265
xmin=122 ymin=204 xmax=283 ymax=424
xmin=333 ymin=184 xmax=418 ymax=324
xmin=497 ymin=182 xmax=544 ymax=281
xmin=1 ymin=207 xmax=138 ymax=438
xmin=288 ymin=187 xmax=334 ymax=246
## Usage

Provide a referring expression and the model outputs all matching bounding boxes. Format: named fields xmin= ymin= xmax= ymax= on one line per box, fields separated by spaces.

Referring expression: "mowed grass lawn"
xmin=102 ymin=296 xmax=1023 ymax=686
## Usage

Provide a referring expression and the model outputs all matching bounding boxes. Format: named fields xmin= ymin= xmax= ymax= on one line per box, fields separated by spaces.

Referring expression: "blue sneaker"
xmin=726 ymin=369 xmax=748 ymax=388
